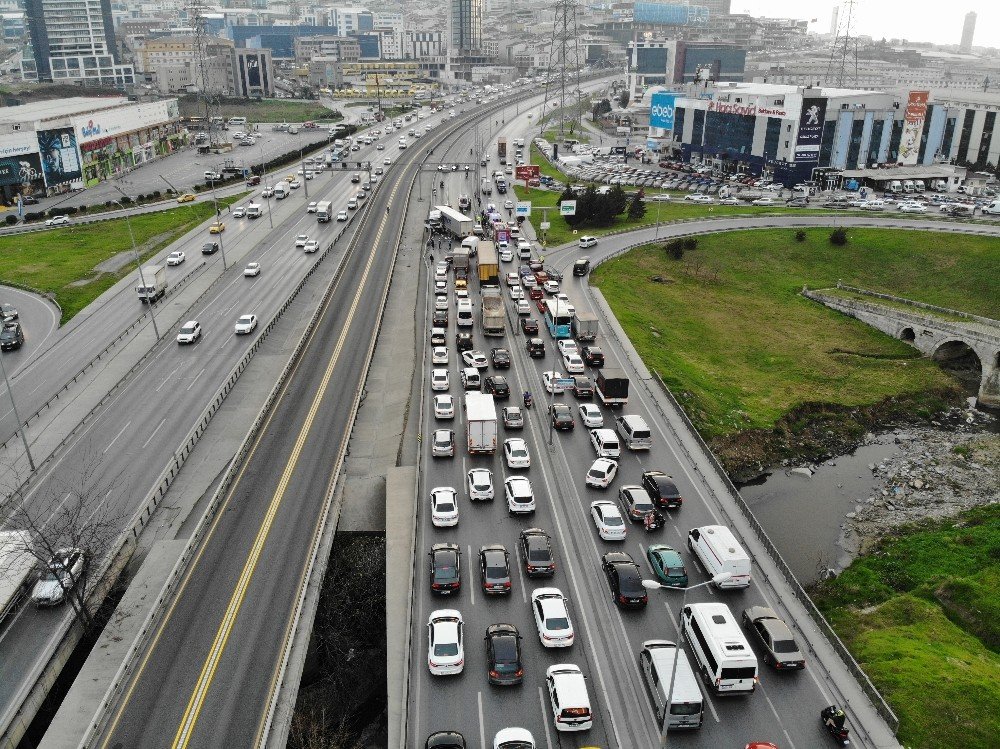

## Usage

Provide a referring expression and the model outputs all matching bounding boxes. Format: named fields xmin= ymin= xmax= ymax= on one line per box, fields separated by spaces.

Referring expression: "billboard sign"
xmin=514 ymin=164 xmax=540 ymax=181
xmin=0 ymin=132 xmax=41 ymax=160
xmin=610 ymin=146 xmax=627 ymax=156
xmin=793 ymin=97 xmax=828 ymax=163
xmin=72 ymin=100 xmax=173 ymax=145
xmin=649 ymin=92 xmax=677 ymax=130
xmin=0 ymin=152 xmax=43 ymax=187
xmin=559 ymin=200 xmax=577 ymax=216
xmin=515 ymin=201 xmax=531 ymax=217
xmin=899 ymin=90 xmax=929 ymax=165
xmin=36 ymin=127 xmax=82 ymax=187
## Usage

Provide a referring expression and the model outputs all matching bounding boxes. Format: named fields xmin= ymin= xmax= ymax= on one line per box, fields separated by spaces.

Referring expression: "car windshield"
xmin=511 ymin=447 xmax=526 ymax=457
xmin=772 ymin=638 xmax=799 ymax=653
xmin=588 ymin=468 xmax=606 ymax=478
xmin=492 ymin=637 xmax=518 ymax=661
xmin=180 ymin=325 xmax=196 ymax=334
xmin=39 ymin=569 xmax=60 ymax=583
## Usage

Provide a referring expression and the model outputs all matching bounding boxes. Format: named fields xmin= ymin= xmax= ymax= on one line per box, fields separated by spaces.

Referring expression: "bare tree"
xmin=0 ymin=442 xmax=130 ymax=632
xmin=289 ymin=705 xmax=363 ymax=749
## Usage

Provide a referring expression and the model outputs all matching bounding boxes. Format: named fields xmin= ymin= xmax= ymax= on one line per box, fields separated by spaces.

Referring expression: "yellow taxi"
xmin=209 ymin=221 xmax=226 ymax=234
xmin=176 ymin=193 xmax=196 ymax=203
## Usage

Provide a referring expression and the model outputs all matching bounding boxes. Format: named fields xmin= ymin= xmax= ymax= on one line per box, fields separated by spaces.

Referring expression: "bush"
xmin=47 ymin=207 xmax=63 ymax=217
xmin=64 ymin=206 xmax=77 ymax=215
xmin=795 ymin=230 xmax=807 ymax=242
xmin=683 ymin=237 xmax=698 ymax=251
xmin=136 ymin=193 xmax=145 ymax=202
xmin=120 ymin=195 xmax=133 ymax=205
xmin=105 ymin=200 xmax=113 ymax=208
xmin=5 ymin=215 xmax=17 ymax=225
xmin=25 ymin=211 xmax=43 ymax=222
xmin=830 ymin=228 xmax=848 ymax=246
xmin=152 ymin=190 xmax=161 ymax=198
xmin=665 ymin=239 xmax=686 ymax=260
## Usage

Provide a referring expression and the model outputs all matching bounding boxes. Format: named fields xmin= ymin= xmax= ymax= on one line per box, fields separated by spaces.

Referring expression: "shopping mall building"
xmin=0 ymin=96 xmax=183 ymax=204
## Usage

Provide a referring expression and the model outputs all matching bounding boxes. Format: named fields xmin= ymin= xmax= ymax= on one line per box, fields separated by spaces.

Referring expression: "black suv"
xmin=483 ymin=375 xmax=510 ymax=399
xmin=572 ymin=376 xmax=593 ymax=398
xmin=525 ymin=337 xmax=545 ymax=358
xmin=433 ymin=309 xmax=448 ymax=327
xmin=490 ymin=348 xmax=511 ymax=368
xmin=428 ymin=543 xmax=461 ymax=595
xmin=484 ymin=623 xmax=523 ymax=685
xmin=582 ymin=346 xmax=604 ymax=367
xmin=0 ymin=322 xmax=24 ymax=350
xmin=456 ymin=332 xmax=474 ymax=352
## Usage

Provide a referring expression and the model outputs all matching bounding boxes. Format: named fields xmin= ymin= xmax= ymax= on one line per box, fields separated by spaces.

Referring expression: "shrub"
xmin=120 ymin=195 xmax=133 ymax=205
xmin=5 ymin=215 xmax=17 ymax=225
xmin=795 ymin=230 xmax=807 ymax=242
xmin=136 ymin=193 xmax=145 ymax=202
xmin=683 ymin=237 xmax=698 ymax=251
xmin=830 ymin=228 xmax=848 ymax=246
xmin=64 ymin=206 xmax=77 ymax=215
xmin=47 ymin=207 xmax=63 ymax=217
xmin=24 ymin=211 xmax=43 ymax=222
xmin=152 ymin=190 xmax=161 ymax=198
xmin=665 ymin=239 xmax=686 ymax=260
xmin=105 ymin=200 xmax=113 ymax=208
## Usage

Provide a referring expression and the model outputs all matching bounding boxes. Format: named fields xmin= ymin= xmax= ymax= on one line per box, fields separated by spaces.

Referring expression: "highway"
xmin=0 ymin=106 xmax=458 ymax=729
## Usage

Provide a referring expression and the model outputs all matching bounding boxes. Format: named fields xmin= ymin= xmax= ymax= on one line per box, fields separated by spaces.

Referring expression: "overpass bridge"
xmin=804 ymin=283 xmax=1000 ymax=407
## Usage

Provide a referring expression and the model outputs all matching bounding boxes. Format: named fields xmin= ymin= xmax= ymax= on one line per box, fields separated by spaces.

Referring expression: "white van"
xmin=545 ymin=664 xmax=593 ymax=732
xmin=615 ymin=414 xmax=651 ymax=450
xmin=456 ymin=300 xmax=474 ymax=327
xmin=245 ymin=203 xmax=262 ymax=219
xmin=589 ymin=428 xmax=621 ymax=458
xmin=578 ymin=235 xmax=597 ymax=248
xmin=686 ymin=525 xmax=751 ymax=589
xmin=639 ymin=640 xmax=704 ymax=730
xmin=982 ymin=200 xmax=1000 ymax=215
xmin=227 ymin=116 xmax=247 ymax=127
xmin=680 ymin=603 xmax=758 ymax=695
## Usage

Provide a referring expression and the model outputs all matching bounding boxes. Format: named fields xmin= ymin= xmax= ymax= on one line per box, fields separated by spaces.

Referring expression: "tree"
xmin=0 ymin=445 xmax=129 ymax=632
xmin=665 ymin=239 xmax=685 ymax=260
xmin=627 ymin=192 xmax=646 ymax=220
xmin=618 ymin=90 xmax=630 ymax=109
xmin=829 ymin=228 xmax=849 ymax=246
xmin=576 ymin=185 xmax=598 ymax=226
xmin=592 ymin=98 xmax=612 ymax=118
xmin=607 ymin=185 xmax=629 ymax=217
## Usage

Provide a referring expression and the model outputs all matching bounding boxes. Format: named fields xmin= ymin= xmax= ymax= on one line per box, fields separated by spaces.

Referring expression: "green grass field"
xmin=590 ymin=228 xmax=1000 ymax=439
xmin=813 ymin=501 xmax=1000 ymax=749
xmin=179 ymin=98 xmax=340 ymax=124
xmin=0 ymin=198 xmax=240 ymax=322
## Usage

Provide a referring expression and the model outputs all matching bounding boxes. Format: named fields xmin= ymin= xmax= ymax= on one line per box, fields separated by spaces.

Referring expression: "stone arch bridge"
xmin=803 ymin=284 xmax=1000 ymax=407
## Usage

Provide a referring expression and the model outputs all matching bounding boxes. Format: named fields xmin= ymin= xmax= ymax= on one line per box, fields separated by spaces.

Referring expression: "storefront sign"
xmin=0 ymin=132 xmax=41 ymax=160
xmin=649 ymin=92 xmax=677 ymax=129
xmin=37 ymin=127 xmax=82 ymax=186
xmin=707 ymin=99 xmax=789 ymax=119
xmin=793 ymin=97 xmax=828 ymax=163
xmin=899 ymin=91 xmax=929 ymax=166
xmin=73 ymin=100 xmax=174 ymax=145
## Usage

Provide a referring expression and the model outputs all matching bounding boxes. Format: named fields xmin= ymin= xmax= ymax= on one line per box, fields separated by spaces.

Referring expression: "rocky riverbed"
xmin=837 ymin=405 xmax=1000 ymax=559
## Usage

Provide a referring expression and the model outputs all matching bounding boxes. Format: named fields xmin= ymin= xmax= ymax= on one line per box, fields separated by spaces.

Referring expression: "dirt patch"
xmin=93 ymin=251 xmax=137 ymax=274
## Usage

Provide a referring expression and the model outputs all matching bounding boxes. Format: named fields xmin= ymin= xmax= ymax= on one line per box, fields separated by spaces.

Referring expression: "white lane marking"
xmin=141 ymin=418 xmax=167 ymax=450
xmin=154 ymin=365 xmax=180 ymax=392
xmin=103 ymin=420 xmax=131 ymax=454
xmin=760 ymin=682 xmax=795 ymax=748
xmin=38 ymin=492 xmax=74 ymax=532
xmin=186 ymin=367 xmax=206 ymax=392
xmin=537 ymin=686 xmax=555 ymax=749
xmin=477 ymin=691 xmax=486 ymax=749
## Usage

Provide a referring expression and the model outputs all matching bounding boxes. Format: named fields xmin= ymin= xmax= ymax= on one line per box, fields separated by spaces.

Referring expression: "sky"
xmin=732 ymin=1 xmax=1000 ymax=49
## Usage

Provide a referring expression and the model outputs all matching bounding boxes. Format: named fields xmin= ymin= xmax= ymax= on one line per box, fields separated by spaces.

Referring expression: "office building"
xmin=959 ymin=11 xmax=976 ymax=54
xmin=627 ymin=39 xmax=745 ymax=101
xmin=450 ymin=0 xmax=485 ymax=52
xmin=22 ymin=0 xmax=134 ymax=85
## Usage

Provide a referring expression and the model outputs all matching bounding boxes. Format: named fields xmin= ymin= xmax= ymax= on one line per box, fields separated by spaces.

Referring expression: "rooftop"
xmin=0 ymin=97 xmax=129 ymax=125
xmin=840 ymin=164 xmax=966 ymax=180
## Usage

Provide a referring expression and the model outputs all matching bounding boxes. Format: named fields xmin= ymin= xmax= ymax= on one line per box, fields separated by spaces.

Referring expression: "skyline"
xmin=733 ymin=1 xmax=1000 ymax=50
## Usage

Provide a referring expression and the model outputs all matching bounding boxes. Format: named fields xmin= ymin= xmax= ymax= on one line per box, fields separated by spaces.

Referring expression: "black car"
xmin=573 ymin=258 xmax=590 ymax=276
xmin=742 ymin=606 xmax=806 ymax=670
xmin=484 ymin=623 xmax=523 ymax=685
xmin=429 ymin=543 xmax=461 ymax=595
xmin=641 ymin=470 xmax=684 ymax=509
xmin=456 ymin=332 xmax=474 ymax=352
xmin=520 ymin=317 xmax=539 ymax=335
xmin=479 ymin=544 xmax=511 ymax=594
xmin=201 ymin=242 xmax=220 ymax=255
xmin=543 ymin=267 xmax=563 ymax=282
xmin=484 ymin=375 xmax=510 ymax=399
xmin=572 ymin=376 xmax=593 ymax=398
xmin=490 ymin=347 xmax=511 ymax=368
xmin=425 ymin=731 xmax=465 ymax=749
xmin=582 ymin=346 xmax=604 ymax=367
xmin=0 ymin=303 xmax=18 ymax=321
xmin=549 ymin=403 xmax=574 ymax=430
xmin=0 ymin=321 xmax=24 ymax=351
xmin=525 ymin=337 xmax=545 ymax=358
xmin=519 ymin=528 xmax=555 ymax=576
xmin=601 ymin=552 xmax=648 ymax=609
xmin=433 ymin=309 xmax=449 ymax=326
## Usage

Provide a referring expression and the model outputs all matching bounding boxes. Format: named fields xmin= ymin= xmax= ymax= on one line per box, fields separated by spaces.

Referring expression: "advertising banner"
xmin=793 ymin=97 xmax=828 ymax=163
xmin=610 ymin=146 xmax=627 ymax=156
xmin=559 ymin=200 xmax=577 ymax=216
xmin=899 ymin=90 xmax=929 ymax=166
xmin=0 ymin=132 xmax=41 ymax=160
xmin=73 ymin=100 xmax=173 ymax=145
xmin=36 ymin=127 xmax=82 ymax=187
xmin=514 ymin=165 xmax=540 ymax=181
xmin=0 ymin=152 xmax=43 ymax=187
xmin=649 ymin=92 xmax=677 ymax=130
xmin=515 ymin=201 xmax=532 ymax=217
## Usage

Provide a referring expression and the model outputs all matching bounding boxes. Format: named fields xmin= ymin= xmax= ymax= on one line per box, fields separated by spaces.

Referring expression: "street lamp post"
xmin=259 ymin=142 xmax=273 ymax=229
xmin=0 ymin=351 xmax=35 ymax=471
xmin=111 ymin=195 xmax=162 ymax=341
xmin=206 ymin=179 xmax=228 ymax=270
xmin=642 ymin=572 xmax=732 ymax=745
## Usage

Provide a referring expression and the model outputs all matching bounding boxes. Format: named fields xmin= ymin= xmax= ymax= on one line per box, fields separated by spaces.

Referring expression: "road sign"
xmin=515 ymin=201 xmax=532 ymax=217
xmin=539 ymin=221 xmax=551 ymax=230
xmin=559 ymin=200 xmax=577 ymax=216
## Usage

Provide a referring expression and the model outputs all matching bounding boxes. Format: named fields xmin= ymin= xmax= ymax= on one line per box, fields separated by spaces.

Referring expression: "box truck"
xmin=465 ymin=392 xmax=498 ymax=454
xmin=0 ymin=530 xmax=35 ymax=627
xmin=596 ymin=368 xmax=629 ymax=407
xmin=571 ymin=311 xmax=598 ymax=342
xmin=481 ymin=288 xmax=505 ymax=336
xmin=316 ymin=201 xmax=333 ymax=222
xmin=136 ymin=265 xmax=166 ymax=303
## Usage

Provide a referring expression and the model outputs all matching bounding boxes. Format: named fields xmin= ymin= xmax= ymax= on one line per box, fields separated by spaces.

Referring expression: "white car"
xmin=31 ymin=548 xmax=85 ymax=607
xmin=563 ymin=353 xmax=585 ymax=374
xmin=531 ymin=588 xmax=575 ymax=647
xmin=509 ymin=285 xmax=524 ymax=301
xmin=427 ymin=609 xmax=464 ymax=675
xmin=434 ymin=394 xmax=455 ymax=418
xmin=516 ymin=299 xmax=531 ymax=315
xmin=435 ymin=264 xmax=449 ymax=281
xmin=543 ymin=280 xmax=560 ymax=294
xmin=307 ymin=201 xmax=318 ymax=213
xmin=234 ymin=314 xmax=258 ymax=335
xmin=454 ymin=289 xmax=470 ymax=305
xmin=45 ymin=215 xmax=70 ymax=227
xmin=752 ymin=197 xmax=776 ymax=206
xmin=578 ymin=235 xmax=598 ymax=248
xmin=461 ymin=350 xmax=489 ymax=369
xmin=434 ymin=294 xmax=448 ymax=311
xmin=303 ymin=239 xmax=320 ymax=253
xmin=506 ymin=272 xmax=519 ymax=287
xmin=166 ymin=251 xmax=186 ymax=266
xmin=557 ymin=340 xmax=578 ymax=357
xmin=504 ymin=475 xmax=535 ymax=515
xmin=499 ymin=247 xmax=514 ymax=262
xmin=232 ymin=206 xmax=246 ymax=218
xmin=503 ymin=437 xmax=531 ymax=468
xmin=336 ymin=210 xmax=348 ymax=222
xmin=432 ymin=346 xmax=449 ymax=364
xmin=586 ymin=458 xmax=618 ymax=488
xmin=467 ymin=468 xmax=494 ymax=501
xmin=579 ymin=404 xmax=603 ymax=428
xmin=431 ymin=368 xmax=449 ymax=391
xmin=899 ymin=203 xmax=927 ymax=213
xmin=590 ymin=500 xmax=626 ymax=540
xmin=686 ymin=194 xmax=713 ymax=204
xmin=383 ymin=157 xmax=392 ymax=165
xmin=542 ymin=371 xmax=566 ymax=394
xmin=243 ymin=262 xmax=261 ymax=277
xmin=294 ymin=234 xmax=309 ymax=248
xmin=503 ymin=199 xmax=515 ymax=209
xmin=430 ymin=487 xmax=459 ymax=527
xmin=493 ymin=728 xmax=535 ymax=749
xmin=289 ymin=178 xmax=302 ymax=189
xmin=176 ymin=320 xmax=201 ymax=344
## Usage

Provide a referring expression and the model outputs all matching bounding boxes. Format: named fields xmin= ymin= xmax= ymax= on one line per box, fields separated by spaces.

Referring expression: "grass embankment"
xmin=591 ymin=228 xmax=999 ymax=466
xmin=0 ymin=198 xmax=241 ymax=322
xmin=179 ymin=97 xmax=340 ymax=124
xmin=813 ymin=503 xmax=1000 ymax=749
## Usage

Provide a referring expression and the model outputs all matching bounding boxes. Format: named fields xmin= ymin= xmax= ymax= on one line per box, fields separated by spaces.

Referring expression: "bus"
xmin=543 ymin=300 xmax=574 ymax=339
xmin=680 ymin=603 xmax=758 ymax=696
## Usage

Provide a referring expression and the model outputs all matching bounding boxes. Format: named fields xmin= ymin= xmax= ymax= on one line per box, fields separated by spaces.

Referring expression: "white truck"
xmin=571 ymin=311 xmax=598 ymax=342
xmin=464 ymin=392 xmax=498 ymax=455
xmin=316 ymin=201 xmax=333 ymax=222
xmin=136 ymin=264 xmax=166 ymax=304
xmin=246 ymin=203 xmax=262 ymax=219
xmin=0 ymin=530 xmax=35 ymax=627
xmin=273 ymin=181 xmax=290 ymax=200
xmin=481 ymin=288 xmax=505 ymax=336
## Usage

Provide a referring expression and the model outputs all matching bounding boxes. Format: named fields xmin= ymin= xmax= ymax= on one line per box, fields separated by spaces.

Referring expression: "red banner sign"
xmin=515 ymin=165 xmax=540 ymax=181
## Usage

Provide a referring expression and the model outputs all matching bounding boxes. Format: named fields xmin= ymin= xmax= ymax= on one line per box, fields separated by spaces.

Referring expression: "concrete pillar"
xmin=979 ymin=351 xmax=1000 ymax=408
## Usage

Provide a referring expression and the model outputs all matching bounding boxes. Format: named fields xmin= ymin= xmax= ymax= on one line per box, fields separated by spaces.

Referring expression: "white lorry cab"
xmin=686 ymin=525 xmax=751 ymax=589
xmin=273 ymin=181 xmax=290 ymax=200
xmin=680 ymin=602 xmax=758 ymax=696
